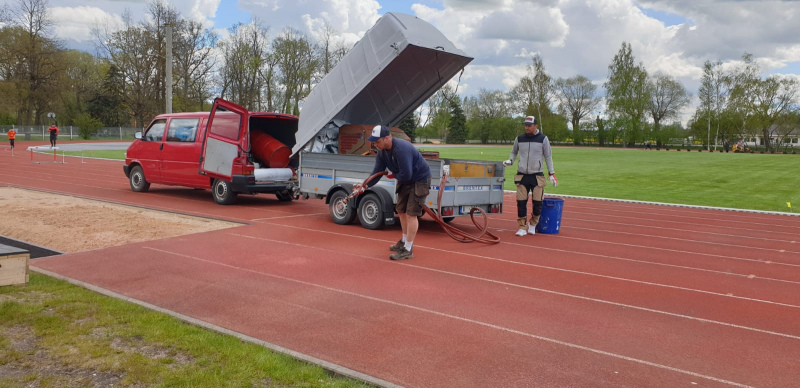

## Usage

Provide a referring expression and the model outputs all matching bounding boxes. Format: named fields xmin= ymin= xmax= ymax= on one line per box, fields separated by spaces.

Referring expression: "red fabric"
xmin=49 ymin=126 xmax=59 ymax=135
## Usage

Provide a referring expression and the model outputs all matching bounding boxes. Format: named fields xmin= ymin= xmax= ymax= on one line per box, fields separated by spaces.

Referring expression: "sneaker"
xmin=528 ymin=225 xmax=536 ymax=235
xmin=390 ymin=247 xmax=414 ymax=260
xmin=515 ymin=229 xmax=528 ymax=237
xmin=389 ymin=239 xmax=405 ymax=252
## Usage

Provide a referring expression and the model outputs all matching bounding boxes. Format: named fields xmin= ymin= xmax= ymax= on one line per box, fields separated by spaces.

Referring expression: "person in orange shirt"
xmin=7 ymin=128 xmax=16 ymax=150
xmin=48 ymin=125 xmax=59 ymax=147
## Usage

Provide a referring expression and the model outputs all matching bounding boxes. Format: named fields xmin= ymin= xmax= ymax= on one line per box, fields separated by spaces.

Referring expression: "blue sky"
xmin=48 ymin=0 xmax=800 ymax=124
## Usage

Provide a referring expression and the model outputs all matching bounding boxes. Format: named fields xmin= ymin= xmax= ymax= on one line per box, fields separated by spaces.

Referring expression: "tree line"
xmin=1 ymin=0 xmax=798 ymax=151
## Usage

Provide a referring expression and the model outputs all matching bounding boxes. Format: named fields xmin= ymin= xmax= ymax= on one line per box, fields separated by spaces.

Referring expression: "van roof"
xmin=153 ymin=111 xmax=298 ymax=120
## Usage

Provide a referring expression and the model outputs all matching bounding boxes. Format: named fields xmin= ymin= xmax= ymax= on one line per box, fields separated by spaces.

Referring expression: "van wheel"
xmin=129 ymin=166 xmax=150 ymax=192
xmin=358 ymin=193 xmax=385 ymax=230
xmin=275 ymin=190 xmax=293 ymax=202
xmin=329 ymin=190 xmax=356 ymax=225
xmin=212 ymin=179 xmax=238 ymax=205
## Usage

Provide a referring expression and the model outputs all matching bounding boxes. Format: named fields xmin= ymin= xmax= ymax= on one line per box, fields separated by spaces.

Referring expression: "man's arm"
xmin=366 ymin=153 xmax=387 ymax=188
xmin=543 ymin=137 xmax=555 ymax=175
xmin=504 ymin=137 xmax=519 ymax=166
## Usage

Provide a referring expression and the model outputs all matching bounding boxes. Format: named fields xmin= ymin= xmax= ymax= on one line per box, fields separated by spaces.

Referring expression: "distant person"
xmin=724 ymin=140 xmax=730 ymax=153
xmin=645 ymin=141 xmax=652 ymax=150
xmin=48 ymin=125 xmax=59 ymax=148
xmin=503 ymin=116 xmax=557 ymax=236
xmin=355 ymin=125 xmax=431 ymax=260
xmin=7 ymin=127 xmax=16 ymax=150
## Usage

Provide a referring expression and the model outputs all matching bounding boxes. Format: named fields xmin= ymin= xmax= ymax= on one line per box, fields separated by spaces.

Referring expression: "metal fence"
xmin=0 ymin=125 xmax=142 ymax=140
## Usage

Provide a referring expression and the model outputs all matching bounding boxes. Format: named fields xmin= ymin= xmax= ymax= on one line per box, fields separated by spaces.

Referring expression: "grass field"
xmin=53 ymin=145 xmax=800 ymax=213
xmin=60 ymin=150 xmax=127 ymax=160
xmin=421 ymin=146 xmax=800 ymax=213
xmin=0 ymin=274 xmax=369 ymax=388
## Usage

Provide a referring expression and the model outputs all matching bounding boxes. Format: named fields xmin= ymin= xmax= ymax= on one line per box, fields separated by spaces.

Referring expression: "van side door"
xmin=161 ymin=117 xmax=204 ymax=186
xmin=199 ymin=98 xmax=249 ymax=181
xmin=138 ymin=119 xmax=167 ymax=182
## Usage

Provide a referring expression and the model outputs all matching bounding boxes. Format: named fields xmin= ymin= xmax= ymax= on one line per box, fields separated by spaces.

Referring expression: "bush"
xmin=74 ymin=113 xmax=103 ymax=139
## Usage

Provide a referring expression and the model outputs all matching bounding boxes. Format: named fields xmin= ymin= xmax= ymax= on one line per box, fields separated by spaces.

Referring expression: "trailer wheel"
xmin=212 ymin=179 xmax=238 ymax=205
xmin=329 ymin=190 xmax=356 ymax=225
xmin=442 ymin=216 xmax=455 ymax=224
xmin=129 ymin=166 xmax=150 ymax=193
xmin=275 ymin=190 xmax=293 ymax=202
xmin=358 ymin=193 xmax=385 ymax=230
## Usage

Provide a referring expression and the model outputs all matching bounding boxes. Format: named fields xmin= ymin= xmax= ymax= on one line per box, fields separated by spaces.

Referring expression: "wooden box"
xmin=0 ymin=244 xmax=29 ymax=286
xmin=448 ymin=161 xmax=496 ymax=178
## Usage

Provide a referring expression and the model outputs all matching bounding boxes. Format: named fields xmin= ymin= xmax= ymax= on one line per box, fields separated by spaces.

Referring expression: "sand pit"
xmin=0 ymin=187 xmax=239 ymax=253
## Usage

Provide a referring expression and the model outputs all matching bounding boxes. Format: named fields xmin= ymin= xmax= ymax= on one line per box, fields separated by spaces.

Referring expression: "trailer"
xmin=295 ymin=13 xmax=503 ymax=229
xmin=299 ymin=152 xmax=504 ymax=229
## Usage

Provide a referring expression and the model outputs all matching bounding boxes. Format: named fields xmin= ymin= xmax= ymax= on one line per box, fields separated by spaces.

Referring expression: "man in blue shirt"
xmin=355 ymin=125 xmax=431 ymax=260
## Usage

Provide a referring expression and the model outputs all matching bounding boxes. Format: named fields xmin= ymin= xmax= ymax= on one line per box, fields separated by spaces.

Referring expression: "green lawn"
xmin=421 ymin=146 xmax=800 ymax=213
xmin=63 ymin=146 xmax=800 ymax=213
xmin=60 ymin=150 xmax=127 ymax=160
xmin=0 ymin=274 xmax=370 ymax=388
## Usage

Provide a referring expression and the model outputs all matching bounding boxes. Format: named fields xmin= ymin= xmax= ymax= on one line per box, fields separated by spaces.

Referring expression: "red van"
xmin=123 ymin=98 xmax=299 ymax=205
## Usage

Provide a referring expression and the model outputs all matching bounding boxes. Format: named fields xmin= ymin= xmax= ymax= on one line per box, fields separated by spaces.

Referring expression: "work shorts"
xmin=396 ymin=177 xmax=431 ymax=216
xmin=514 ymin=173 xmax=545 ymax=201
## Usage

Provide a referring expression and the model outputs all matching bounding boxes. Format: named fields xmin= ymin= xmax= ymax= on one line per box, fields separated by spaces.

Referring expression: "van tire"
xmin=129 ymin=166 xmax=150 ymax=192
xmin=358 ymin=193 xmax=385 ymax=230
xmin=212 ymin=179 xmax=238 ymax=205
xmin=275 ymin=190 xmax=293 ymax=202
xmin=329 ymin=190 xmax=356 ymax=225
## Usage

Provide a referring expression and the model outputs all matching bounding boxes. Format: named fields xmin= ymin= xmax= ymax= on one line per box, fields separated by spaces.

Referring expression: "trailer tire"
xmin=275 ymin=190 xmax=293 ymax=202
xmin=212 ymin=179 xmax=238 ymax=205
xmin=329 ymin=190 xmax=356 ymax=225
xmin=129 ymin=166 xmax=150 ymax=192
xmin=443 ymin=216 xmax=455 ymax=224
xmin=358 ymin=193 xmax=385 ymax=230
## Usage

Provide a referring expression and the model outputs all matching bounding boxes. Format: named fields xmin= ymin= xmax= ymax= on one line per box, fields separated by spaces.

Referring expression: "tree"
xmin=4 ymin=0 xmax=65 ymax=125
xmin=74 ymin=112 xmax=102 ymax=139
xmin=648 ymin=72 xmax=690 ymax=147
xmin=728 ymin=53 xmax=799 ymax=152
xmin=447 ymin=97 xmax=467 ymax=143
xmin=172 ymin=19 xmax=217 ymax=112
xmin=554 ymin=75 xmax=600 ymax=145
xmin=273 ymin=27 xmax=319 ymax=114
xmin=398 ymin=113 xmax=418 ymax=143
xmin=605 ymin=42 xmax=650 ymax=146
xmin=217 ymin=21 xmax=270 ymax=111
xmin=510 ymin=54 xmax=554 ymax=131
xmin=698 ymin=60 xmax=727 ymax=149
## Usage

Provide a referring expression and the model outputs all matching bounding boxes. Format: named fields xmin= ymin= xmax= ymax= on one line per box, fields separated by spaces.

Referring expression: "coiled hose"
xmin=344 ymin=171 xmax=501 ymax=244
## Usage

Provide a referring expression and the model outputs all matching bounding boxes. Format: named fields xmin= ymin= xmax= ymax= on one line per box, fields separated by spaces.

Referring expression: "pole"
xmin=166 ymin=24 xmax=173 ymax=114
xmin=707 ymin=114 xmax=711 ymax=151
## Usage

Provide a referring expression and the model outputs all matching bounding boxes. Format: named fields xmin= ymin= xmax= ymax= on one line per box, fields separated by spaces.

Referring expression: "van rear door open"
xmin=199 ymin=98 xmax=248 ymax=180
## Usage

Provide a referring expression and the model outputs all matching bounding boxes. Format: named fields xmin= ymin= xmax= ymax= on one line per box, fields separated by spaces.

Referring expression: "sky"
xmin=40 ymin=0 xmax=800 ymax=124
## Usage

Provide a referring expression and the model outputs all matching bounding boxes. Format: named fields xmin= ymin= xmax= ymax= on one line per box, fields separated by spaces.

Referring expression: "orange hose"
xmin=349 ymin=170 xmax=500 ymax=244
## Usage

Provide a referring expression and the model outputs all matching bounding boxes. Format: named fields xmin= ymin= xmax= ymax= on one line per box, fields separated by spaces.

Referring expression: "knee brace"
xmin=517 ymin=200 xmax=528 ymax=218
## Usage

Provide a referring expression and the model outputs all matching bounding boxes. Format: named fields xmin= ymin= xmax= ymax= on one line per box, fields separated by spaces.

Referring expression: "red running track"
xmin=2 ymin=147 xmax=800 ymax=387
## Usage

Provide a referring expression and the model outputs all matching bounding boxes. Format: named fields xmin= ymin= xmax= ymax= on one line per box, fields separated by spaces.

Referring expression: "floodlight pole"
xmin=166 ymin=24 xmax=173 ymax=114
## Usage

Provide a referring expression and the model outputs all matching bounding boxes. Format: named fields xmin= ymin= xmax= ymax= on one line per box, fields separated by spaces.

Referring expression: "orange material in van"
xmin=251 ymin=131 xmax=291 ymax=168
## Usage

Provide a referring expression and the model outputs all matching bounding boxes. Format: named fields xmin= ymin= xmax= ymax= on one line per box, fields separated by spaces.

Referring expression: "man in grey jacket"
xmin=503 ymin=116 xmax=558 ymax=236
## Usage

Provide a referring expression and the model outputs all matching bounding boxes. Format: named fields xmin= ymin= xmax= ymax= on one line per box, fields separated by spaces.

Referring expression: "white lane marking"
xmin=144 ymin=245 xmax=755 ymax=387
xmin=552 ymin=234 xmax=800 ymax=268
xmin=564 ymin=217 xmax=800 ymax=244
xmin=264 ymin=223 xmax=800 ymax=307
xmin=230 ymin=234 xmax=800 ymax=340
xmin=251 ymin=212 xmax=328 ymax=221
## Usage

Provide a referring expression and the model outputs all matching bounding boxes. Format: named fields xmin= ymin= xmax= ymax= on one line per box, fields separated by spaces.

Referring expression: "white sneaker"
xmin=528 ymin=225 xmax=536 ymax=235
xmin=515 ymin=229 xmax=527 ymax=237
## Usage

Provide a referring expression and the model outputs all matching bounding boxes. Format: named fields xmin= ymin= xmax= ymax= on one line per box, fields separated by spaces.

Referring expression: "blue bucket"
xmin=536 ymin=198 xmax=564 ymax=234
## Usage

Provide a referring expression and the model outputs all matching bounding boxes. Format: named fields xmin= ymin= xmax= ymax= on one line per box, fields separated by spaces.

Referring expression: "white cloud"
xmin=51 ymin=6 xmax=124 ymax=44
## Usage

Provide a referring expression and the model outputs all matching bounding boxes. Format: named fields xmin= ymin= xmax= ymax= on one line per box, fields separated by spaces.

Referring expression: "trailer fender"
xmin=359 ymin=186 xmax=396 ymax=226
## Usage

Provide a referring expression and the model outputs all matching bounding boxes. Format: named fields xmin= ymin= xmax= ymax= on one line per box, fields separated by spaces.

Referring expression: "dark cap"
xmin=367 ymin=125 xmax=391 ymax=142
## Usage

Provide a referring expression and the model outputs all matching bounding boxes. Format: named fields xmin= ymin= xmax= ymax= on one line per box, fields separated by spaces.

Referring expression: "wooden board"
xmin=0 ymin=244 xmax=30 ymax=286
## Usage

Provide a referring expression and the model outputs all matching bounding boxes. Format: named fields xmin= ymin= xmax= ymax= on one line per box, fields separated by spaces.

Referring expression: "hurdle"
xmin=81 ymin=149 xmax=97 ymax=164
xmin=26 ymin=146 xmax=66 ymax=164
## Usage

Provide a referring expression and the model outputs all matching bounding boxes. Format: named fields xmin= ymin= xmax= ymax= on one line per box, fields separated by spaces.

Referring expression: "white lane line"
xmin=264 ymin=223 xmax=800 ymax=307
xmin=551 ymin=234 xmax=800 ymax=268
xmin=566 ymin=217 xmax=799 ymax=244
xmin=564 ymin=225 xmax=800 ymax=254
xmin=230 ymin=233 xmax=800 ymax=340
xmin=251 ymin=212 xmax=329 ymax=221
xmin=143 ymin=245 xmax=754 ymax=388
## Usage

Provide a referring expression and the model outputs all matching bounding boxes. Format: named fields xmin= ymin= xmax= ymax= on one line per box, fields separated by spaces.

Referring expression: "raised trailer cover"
xmin=292 ymin=12 xmax=473 ymax=156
